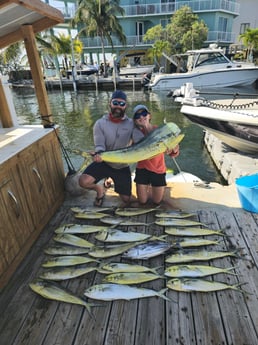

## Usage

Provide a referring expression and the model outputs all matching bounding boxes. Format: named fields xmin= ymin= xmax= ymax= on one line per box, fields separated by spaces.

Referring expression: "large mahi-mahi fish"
xmin=102 ymin=122 xmax=184 ymax=163
xmin=75 ymin=122 xmax=184 ymax=164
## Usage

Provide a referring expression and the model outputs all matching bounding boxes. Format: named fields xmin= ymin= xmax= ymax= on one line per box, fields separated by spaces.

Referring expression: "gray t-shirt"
xmin=93 ymin=113 xmax=144 ymax=169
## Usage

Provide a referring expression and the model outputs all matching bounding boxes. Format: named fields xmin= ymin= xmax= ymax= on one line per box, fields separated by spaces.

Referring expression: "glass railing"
xmin=59 ymin=0 xmax=239 ymax=19
xmin=80 ymin=30 xmax=235 ymax=49
xmin=118 ymin=1 xmax=239 ymax=17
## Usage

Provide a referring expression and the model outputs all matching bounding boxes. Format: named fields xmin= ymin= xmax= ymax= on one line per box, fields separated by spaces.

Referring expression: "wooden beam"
xmin=1 ymin=0 xmax=64 ymax=22
xmin=0 ymin=79 xmax=14 ymax=128
xmin=0 ymin=0 xmax=64 ymax=49
xmin=0 ymin=18 xmax=59 ymax=49
xmin=21 ymin=24 xmax=54 ymax=127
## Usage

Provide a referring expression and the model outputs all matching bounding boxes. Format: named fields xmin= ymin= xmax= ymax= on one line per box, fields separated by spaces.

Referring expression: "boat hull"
xmin=181 ymin=105 xmax=258 ymax=154
xmin=119 ymin=65 xmax=154 ymax=76
xmin=149 ymin=67 xmax=258 ymax=92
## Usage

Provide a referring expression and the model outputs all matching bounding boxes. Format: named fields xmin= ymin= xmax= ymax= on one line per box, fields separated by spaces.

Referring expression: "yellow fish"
xmin=74 ymin=123 xmax=184 ymax=164
xmin=102 ymin=272 xmax=163 ymax=285
xmin=167 ymin=278 xmax=245 ymax=293
xmin=53 ymin=234 xmax=94 ymax=248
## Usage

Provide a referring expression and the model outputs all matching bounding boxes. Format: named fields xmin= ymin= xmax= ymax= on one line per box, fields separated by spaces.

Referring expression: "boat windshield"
xmin=195 ymin=52 xmax=230 ymax=67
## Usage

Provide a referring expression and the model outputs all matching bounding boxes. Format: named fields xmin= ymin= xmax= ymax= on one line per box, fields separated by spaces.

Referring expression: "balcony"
xmin=120 ymin=1 xmax=240 ymax=17
xmin=80 ymin=30 xmax=235 ymax=51
xmin=56 ymin=1 xmax=239 ymax=20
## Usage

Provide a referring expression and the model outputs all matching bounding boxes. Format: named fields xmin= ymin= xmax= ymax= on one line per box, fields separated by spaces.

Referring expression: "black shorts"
xmin=83 ymin=161 xmax=132 ymax=196
xmin=134 ymin=168 xmax=166 ymax=187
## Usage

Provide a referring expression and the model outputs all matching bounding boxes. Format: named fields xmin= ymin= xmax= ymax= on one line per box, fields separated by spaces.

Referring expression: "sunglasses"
xmin=134 ymin=110 xmax=149 ymax=120
xmin=112 ymin=100 xmax=126 ymax=107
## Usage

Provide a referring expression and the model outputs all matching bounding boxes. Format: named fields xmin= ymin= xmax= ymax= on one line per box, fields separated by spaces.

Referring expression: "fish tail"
xmin=234 ymin=282 xmax=252 ymax=295
xmin=226 ymin=265 xmax=239 ymax=275
xmin=84 ymin=302 xmax=104 ymax=319
xmin=151 ymin=235 xmax=167 ymax=242
xmin=150 ymin=265 xmax=163 ymax=274
xmin=71 ymin=149 xmax=91 ymax=158
xmin=158 ymin=288 xmax=176 ymax=303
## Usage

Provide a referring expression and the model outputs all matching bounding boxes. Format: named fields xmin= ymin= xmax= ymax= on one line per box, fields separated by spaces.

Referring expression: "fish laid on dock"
xmin=122 ymin=241 xmax=171 ymax=260
xmin=165 ymin=227 xmax=225 ymax=237
xmin=54 ymin=224 xmax=109 ymax=234
xmin=155 ymin=211 xmax=196 ymax=219
xmin=42 ymin=255 xmax=99 ymax=267
xmin=165 ymin=250 xmax=238 ymax=264
xmin=114 ymin=208 xmax=157 ymax=217
xmin=88 ymin=242 xmax=144 ymax=259
xmin=165 ymin=264 xmax=237 ymax=278
xmin=84 ymin=283 xmax=171 ymax=301
xmin=102 ymin=272 xmax=163 ymax=285
xmin=53 ymin=234 xmax=94 ymax=248
xmin=155 ymin=219 xmax=205 ymax=227
xmin=74 ymin=212 xmax=108 ymax=220
xmin=76 ymin=122 xmax=184 ymax=164
xmin=95 ymin=229 xmax=164 ymax=243
xmin=174 ymin=238 xmax=220 ymax=248
xmin=29 ymin=279 xmax=96 ymax=315
xmin=100 ymin=216 xmax=150 ymax=226
xmin=71 ymin=207 xmax=110 ymax=213
xmin=39 ymin=266 xmax=97 ymax=281
xmin=98 ymin=262 xmax=159 ymax=274
xmin=44 ymin=244 xmax=90 ymax=256
xmin=167 ymin=278 xmax=244 ymax=293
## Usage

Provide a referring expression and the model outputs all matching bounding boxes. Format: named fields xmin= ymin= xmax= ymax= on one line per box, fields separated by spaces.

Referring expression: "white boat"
xmin=172 ymin=83 xmax=258 ymax=154
xmin=148 ymin=45 xmax=258 ymax=92
xmin=119 ymin=64 xmax=155 ymax=76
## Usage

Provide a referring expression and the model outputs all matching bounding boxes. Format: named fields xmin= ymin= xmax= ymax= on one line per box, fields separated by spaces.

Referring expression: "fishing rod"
xmin=172 ymin=157 xmax=187 ymax=182
xmin=54 ymin=129 xmax=77 ymax=175
xmin=40 ymin=116 xmax=76 ymax=175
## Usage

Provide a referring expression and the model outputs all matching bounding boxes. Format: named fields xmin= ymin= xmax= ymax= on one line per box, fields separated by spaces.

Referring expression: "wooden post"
xmin=0 ymin=78 xmax=14 ymax=127
xmin=21 ymin=24 xmax=54 ymax=128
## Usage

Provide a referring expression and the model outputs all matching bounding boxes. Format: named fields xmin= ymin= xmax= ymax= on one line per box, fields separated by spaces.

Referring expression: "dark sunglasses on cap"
xmin=134 ymin=110 xmax=149 ymax=120
xmin=112 ymin=100 xmax=126 ymax=107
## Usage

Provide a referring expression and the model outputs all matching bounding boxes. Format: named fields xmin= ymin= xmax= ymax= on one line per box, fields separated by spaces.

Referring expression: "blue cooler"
xmin=236 ymin=173 xmax=258 ymax=213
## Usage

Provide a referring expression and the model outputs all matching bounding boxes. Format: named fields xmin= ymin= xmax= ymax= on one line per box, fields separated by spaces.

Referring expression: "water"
xmin=11 ymin=86 xmax=257 ymax=184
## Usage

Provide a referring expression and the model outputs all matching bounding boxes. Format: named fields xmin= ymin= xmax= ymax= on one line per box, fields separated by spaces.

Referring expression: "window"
xmin=240 ymin=23 xmax=250 ymax=35
xmin=218 ymin=17 xmax=228 ymax=32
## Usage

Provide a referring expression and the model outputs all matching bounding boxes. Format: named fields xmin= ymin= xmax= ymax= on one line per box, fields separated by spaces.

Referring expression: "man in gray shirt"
xmin=79 ymin=90 xmax=143 ymax=206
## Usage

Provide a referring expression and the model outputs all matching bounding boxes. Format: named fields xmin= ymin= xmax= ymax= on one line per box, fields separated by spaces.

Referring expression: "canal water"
xmin=11 ymin=86 xmax=257 ymax=184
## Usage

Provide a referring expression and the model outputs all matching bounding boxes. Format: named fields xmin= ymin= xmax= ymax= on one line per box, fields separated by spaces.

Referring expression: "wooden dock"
xmin=44 ymin=75 xmax=144 ymax=91
xmin=0 ymin=182 xmax=258 ymax=345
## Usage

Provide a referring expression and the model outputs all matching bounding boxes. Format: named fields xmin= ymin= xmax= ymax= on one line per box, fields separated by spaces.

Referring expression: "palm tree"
xmin=37 ymin=32 xmax=83 ymax=76
xmin=0 ymin=42 xmax=22 ymax=75
xmin=239 ymin=28 xmax=258 ymax=62
xmin=72 ymin=0 xmax=126 ymax=76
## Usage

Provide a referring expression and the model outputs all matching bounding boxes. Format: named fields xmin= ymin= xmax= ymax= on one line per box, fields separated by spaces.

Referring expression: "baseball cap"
xmin=133 ymin=104 xmax=149 ymax=118
xmin=111 ymin=90 xmax=127 ymax=101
